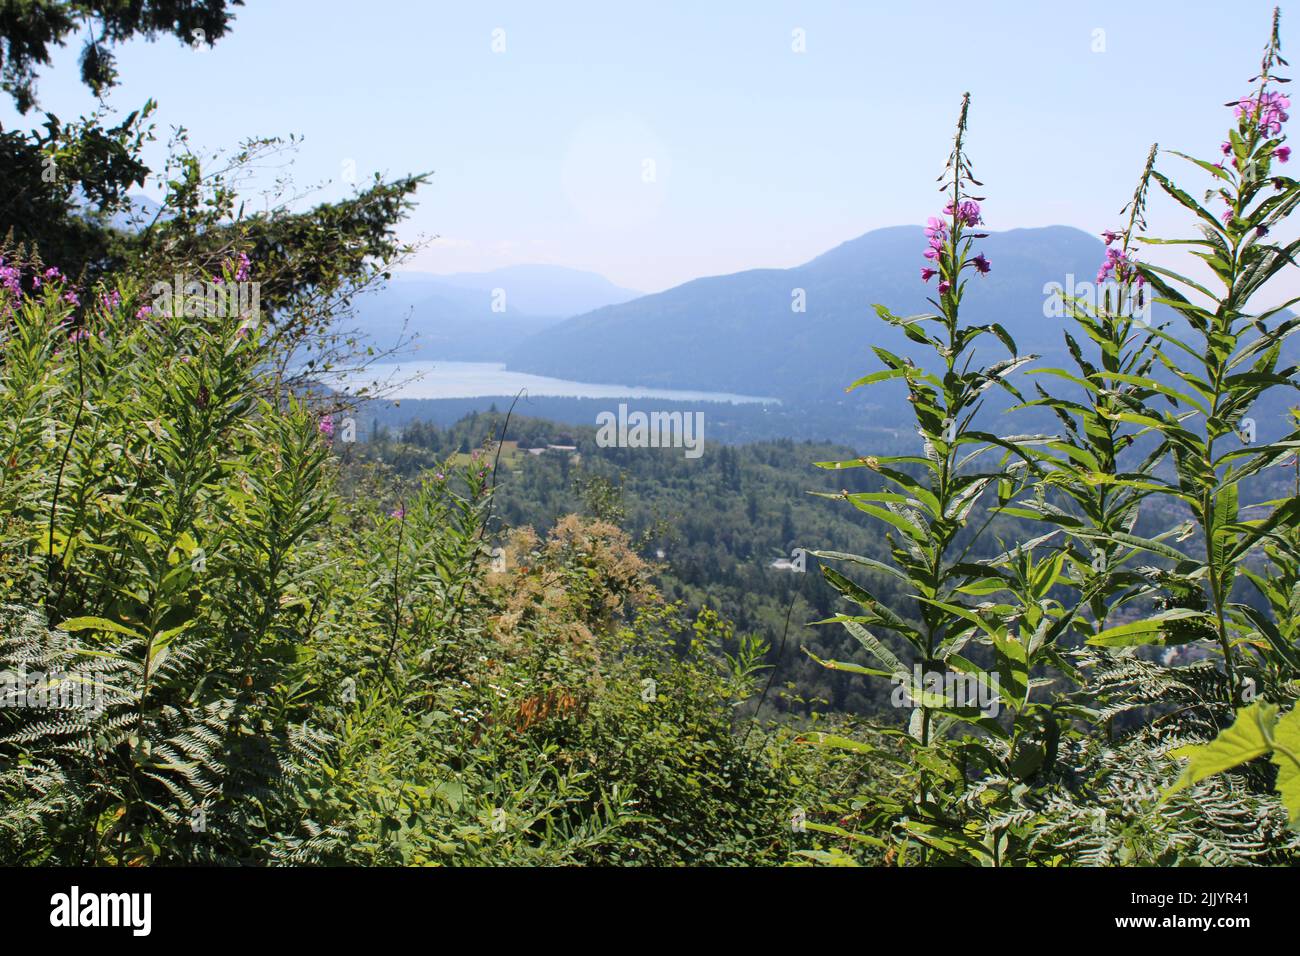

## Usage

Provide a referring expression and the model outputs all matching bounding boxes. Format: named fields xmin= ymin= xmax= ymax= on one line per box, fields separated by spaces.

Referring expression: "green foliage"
xmin=805 ymin=12 xmax=1300 ymax=867
xmin=1165 ymin=701 xmax=1300 ymax=824
xmin=0 ymin=257 xmax=834 ymax=865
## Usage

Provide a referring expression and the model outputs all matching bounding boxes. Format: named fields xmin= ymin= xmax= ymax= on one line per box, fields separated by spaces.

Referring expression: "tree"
xmin=0 ymin=0 xmax=426 ymax=360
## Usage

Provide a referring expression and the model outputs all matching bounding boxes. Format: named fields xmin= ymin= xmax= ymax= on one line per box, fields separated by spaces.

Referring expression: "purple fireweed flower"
xmin=972 ymin=253 xmax=991 ymax=275
xmin=62 ymin=290 xmax=79 ymax=307
xmin=1276 ymin=146 xmax=1292 ymax=163
xmin=235 ymin=253 xmax=251 ymax=283
xmin=0 ymin=263 xmax=22 ymax=298
xmin=1102 ymin=230 xmax=1120 ymax=245
xmin=921 ymin=267 xmax=937 ymax=282
xmin=318 ymin=417 xmax=335 ymax=439
xmin=99 ymin=290 xmax=122 ymax=311
xmin=1221 ymin=141 xmax=1233 ymax=156
xmin=135 ymin=305 xmax=153 ymax=320
xmin=944 ymin=200 xmax=982 ymax=227
xmin=1097 ymin=245 xmax=1138 ymax=284
xmin=389 ymin=507 xmax=405 ymax=519
xmin=923 ymin=217 xmax=948 ymax=263
xmin=937 ymin=279 xmax=951 ymax=294
xmin=1236 ymin=91 xmax=1290 ymax=136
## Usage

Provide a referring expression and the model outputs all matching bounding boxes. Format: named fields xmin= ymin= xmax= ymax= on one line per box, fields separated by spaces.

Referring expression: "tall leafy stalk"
xmin=1082 ymin=11 xmax=1300 ymax=707
xmin=808 ymin=96 xmax=1054 ymax=857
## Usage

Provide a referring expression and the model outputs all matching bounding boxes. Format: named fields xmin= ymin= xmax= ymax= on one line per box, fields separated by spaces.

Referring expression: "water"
xmin=327 ymin=360 xmax=779 ymax=404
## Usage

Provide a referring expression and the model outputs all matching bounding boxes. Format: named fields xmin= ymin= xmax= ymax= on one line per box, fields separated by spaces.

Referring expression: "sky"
xmin=3 ymin=0 xmax=1295 ymax=297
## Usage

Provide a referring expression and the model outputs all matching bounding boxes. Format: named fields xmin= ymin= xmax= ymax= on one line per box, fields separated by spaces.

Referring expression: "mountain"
xmin=426 ymin=264 xmax=641 ymax=318
xmin=347 ymin=266 xmax=640 ymax=360
xmin=507 ymin=226 xmax=1114 ymax=401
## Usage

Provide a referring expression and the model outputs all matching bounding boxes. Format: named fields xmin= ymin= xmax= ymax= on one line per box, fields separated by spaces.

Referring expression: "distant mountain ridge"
xmin=348 ymin=265 xmax=641 ymax=360
xmin=423 ymin=264 xmax=641 ymax=318
xmin=507 ymin=226 xmax=1118 ymax=401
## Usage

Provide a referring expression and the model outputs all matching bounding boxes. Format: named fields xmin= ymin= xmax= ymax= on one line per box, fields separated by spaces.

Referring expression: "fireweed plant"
xmin=1115 ymin=13 xmax=1300 ymax=707
xmin=807 ymin=95 xmax=1068 ymax=864
xmin=1016 ymin=146 xmax=1172 ymax=644
xmin=1117 ymin=12 xmax=1300 ymax=819
xmin=810 ymin=12 xmax=1300 ymax=863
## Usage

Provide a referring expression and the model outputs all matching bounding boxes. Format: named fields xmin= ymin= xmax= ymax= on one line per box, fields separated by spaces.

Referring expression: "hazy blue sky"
xmin=3 ymin=1 xmax=1293 ymax=294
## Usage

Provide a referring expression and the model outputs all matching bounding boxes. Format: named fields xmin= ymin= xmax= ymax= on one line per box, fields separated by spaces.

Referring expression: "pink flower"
xmin=1276 ymin=146 xmax=1291 ymax=163
xmin=1101 ymin=230 xmax=1120 ymax=245
xmin=318 ymin=417 xmax=335 ymax=439
xmin=389 ymin=507 xmax=405 ymax=519
xmin=0 ymin=262 xmax=22 ymax=298
xmin=234 ymin=253 xmax=251 ymax=282
xmin=972 ymin=253 xmax=991 ymax=275
xmin=944 ymin=200 xmax=982 ymax=227
xmin=921 ymin=267 xmax=937 ymax=282
xmin=937 ymin=280 xmax=951 ymax=294
xmin=1097 ymin=245 xmax=1137 ymax=284
xmin=135 ymin=305 xmax=153 ymax=320
xmin=1236 ymin=91 xmax=1290 ymax=136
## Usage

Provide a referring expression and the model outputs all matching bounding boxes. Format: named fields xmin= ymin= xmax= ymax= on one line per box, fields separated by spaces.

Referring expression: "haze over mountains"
xmin=347 ymin=265 xmax=641 ymax=359
xmin=347 ymin=223 xmax=1300 ymax=447
xmin=505 ymin=226 xmax=1114 ymax=402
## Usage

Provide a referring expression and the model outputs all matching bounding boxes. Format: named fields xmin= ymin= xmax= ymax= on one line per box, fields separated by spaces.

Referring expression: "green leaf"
xmin=1270 ymin=706 xmax=1300 ymax=825
xmin=1086 ymin=609 xmax=1211 ymax=648
xmin=1164 ymin=703 xmax=1277 ymax=802
xmin=58 ymin=616 xmax=147 ymax=641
